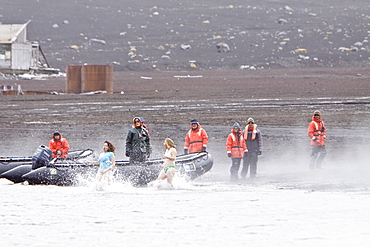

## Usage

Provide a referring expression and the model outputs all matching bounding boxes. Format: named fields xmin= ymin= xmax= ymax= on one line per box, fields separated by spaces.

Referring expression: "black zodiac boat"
xmin=1 ymin=145 xmax=213 ymax=186
xmin=0 ymin=146 xmax=95 ymax=183
xmin=22 ymin=152 xmax=213 ymax=186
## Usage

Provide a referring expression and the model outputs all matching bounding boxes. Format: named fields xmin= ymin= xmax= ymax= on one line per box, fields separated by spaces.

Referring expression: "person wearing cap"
xmin=125 ymin=117 xmax=152 ymax=163
xmin=226 ymin=122 xmax=248 ymax=181
xmin=48 ymin=132 xmax=70 ymax=158
xmin=184 ymin=119 xmax=209 ymax=154
xmin=242 ymin=118 xmax=262 ymax=179
xmin=307 ymin=110 xmax=327 ymax=170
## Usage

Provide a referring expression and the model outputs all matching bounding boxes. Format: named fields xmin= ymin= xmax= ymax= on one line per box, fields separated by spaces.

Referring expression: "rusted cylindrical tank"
xmin=81 ymin=65 xmax=113 ymax=94
xmin=66 ymin=65 xmax=83 ymax=94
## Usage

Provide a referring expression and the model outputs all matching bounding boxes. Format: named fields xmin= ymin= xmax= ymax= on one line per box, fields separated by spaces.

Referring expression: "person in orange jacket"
xmin=184 ymin=119 xmax=208 ymax=154
xmin=226 ymin=122 xmax=248 ymax=181
xmin=48 ymin=132 xmax=70 ymax=158
xmin=307 ymin=110 xmax=327 ymax=170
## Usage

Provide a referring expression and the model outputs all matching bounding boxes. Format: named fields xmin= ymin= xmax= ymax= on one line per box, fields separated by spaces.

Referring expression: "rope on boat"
xmin=0 ymin=149 xmax=95 ymax=164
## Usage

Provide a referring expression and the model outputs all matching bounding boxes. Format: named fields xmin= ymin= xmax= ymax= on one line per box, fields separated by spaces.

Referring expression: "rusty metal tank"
xmin=66 ymin=65 xmax=113 ymax=94
xmin=66 ymin=65 xmax=82 ymax=93
xmin=81 ymin=65 xmax=113 ymax=94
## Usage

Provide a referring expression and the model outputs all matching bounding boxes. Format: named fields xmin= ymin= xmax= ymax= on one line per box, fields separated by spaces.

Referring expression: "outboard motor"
xmin=32 ymin=145 xmax=52 ymax=170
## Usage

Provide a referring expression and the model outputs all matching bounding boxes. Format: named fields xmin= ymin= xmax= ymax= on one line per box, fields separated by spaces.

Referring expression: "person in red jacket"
xmin=226 ymin=122 xmax=248 ymax=181
xmin=48 ymin=132 xmax=70 ymax=158
xmin=184 ymin=119 xmax=208 ymax=154
xmin=307 ymin=110 xmax=327 ymax=170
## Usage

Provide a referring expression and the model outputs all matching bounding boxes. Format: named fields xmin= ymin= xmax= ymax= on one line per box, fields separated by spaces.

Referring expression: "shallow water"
xmin=2 ymin=163 xmax=370 ymax=247
xmin=1 ymin=120 xmax=369 ymax=246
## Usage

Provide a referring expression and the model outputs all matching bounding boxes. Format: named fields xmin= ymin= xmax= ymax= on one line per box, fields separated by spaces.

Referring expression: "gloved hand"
xmin=202 ymin=147 xmax=207 ymax=152
xmin=243 ymin=152 xmax=248 ymax=158
xmin=125 ymin=151 xmax=130 ymax=157
xmin=184 ymin=149 xmax=188 ymax=155
xmin=228 ymin=153 xmax=232 ymax=158
xmin=258 ymin=151 xmax=262 ymax=155
xmin=312 ymin=137 xmax=318 ymax=142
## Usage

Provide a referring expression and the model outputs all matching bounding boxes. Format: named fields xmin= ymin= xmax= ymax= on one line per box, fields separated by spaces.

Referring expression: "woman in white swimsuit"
xmin=156 ymin=138 xmax=177 ymax=187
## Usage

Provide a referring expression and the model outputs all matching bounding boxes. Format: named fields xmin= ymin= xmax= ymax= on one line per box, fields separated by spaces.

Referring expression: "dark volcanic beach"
xmin=1 ymin=2 xmax=370 ymax=246
xmin=0 ymin=68 xmax=369 ymax=173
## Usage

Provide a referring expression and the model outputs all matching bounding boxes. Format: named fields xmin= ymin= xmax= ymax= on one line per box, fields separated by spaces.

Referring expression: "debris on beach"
xmin=189 ymin=62 xmax=197 ymax=68
xmin=295 ymin=48 xmax=308 ymax=53
xmin=216 ymin=43 xmax=230 ymax=53
xmin=277 ymin=19 xmax=288 ymax=24
xmin=89 ymin=38 xmax=106 ymax=45
xmin=173 ymin=75 xmax=203 ymax=78
xmin=180 ymin=44 xmax=191 ymax=50
xmin=2 ymin=1 xmax=368 ymax=71
xmin=239 ymin=65 xmax=257 ymax=70
xmin=0 ymin=70 xmax=65 ymax=81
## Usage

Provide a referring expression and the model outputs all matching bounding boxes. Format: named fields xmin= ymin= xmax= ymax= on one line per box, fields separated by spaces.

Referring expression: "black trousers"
xmin=310 ymin=145 xmax=326 ymax=170
xmin=242 ymin=151 xmax=258 ymax=178
xmin=230 ymin=158 xmax=242 ymax=180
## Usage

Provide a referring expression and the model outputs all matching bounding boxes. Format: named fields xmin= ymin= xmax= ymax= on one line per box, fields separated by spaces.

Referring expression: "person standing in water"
xmin=125 ymin=117 xmax=152 ymax=164
xmin=242 ymin=118 xmax=262 ymax=179
xmin=156 ymin=138 xmax=177 ymax=187
xmin=307 ymin=110 xmax=327 ymax=170
xmin=226 ymin=122 xmax=248 ymax=181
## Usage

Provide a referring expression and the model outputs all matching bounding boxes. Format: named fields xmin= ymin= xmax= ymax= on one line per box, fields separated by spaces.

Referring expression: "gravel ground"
xmin=1 ymin=0 xmax=369 ymax=71
xmin=0 ymin=68 xmax=369 ymax=174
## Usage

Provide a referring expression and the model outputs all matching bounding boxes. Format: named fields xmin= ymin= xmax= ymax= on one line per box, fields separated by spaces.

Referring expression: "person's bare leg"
xmin=157 ymin=170 xmax=166 ymax=180
xmin=166 ymin=168 xmax=176 ymax=187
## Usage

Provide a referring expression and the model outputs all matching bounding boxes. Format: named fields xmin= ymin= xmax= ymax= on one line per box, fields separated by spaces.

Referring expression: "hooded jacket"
xmin=184 ymin=123 xmax=208 ymax=153
xmin=226 ymin=126 xmax=248 ymax=158
xmin=308 ymin=116 xmax=326 ymax=146
xmin=48 ymin=134 xmax=70 ymax=158
xmin=126 ymin=117 xmax=151 ymax=162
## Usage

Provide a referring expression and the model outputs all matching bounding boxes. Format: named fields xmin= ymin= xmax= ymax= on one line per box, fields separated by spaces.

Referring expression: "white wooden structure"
xmin=0 ymin=20 xmax=49 ymax=71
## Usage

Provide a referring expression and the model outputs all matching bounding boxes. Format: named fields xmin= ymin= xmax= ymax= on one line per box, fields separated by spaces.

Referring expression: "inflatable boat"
xmin=22 ymin=152 xmax=213 ymax=186
xmin=0 ymin=146 xmax=95 ymax=183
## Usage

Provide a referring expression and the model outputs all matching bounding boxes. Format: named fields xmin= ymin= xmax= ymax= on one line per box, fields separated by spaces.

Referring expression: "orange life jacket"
xmin=307 ymin=117 xmax=326 ymax=146
xmin=226 ymin=130 xmax=247 ymax=158
xmin=184 ymin=124 xmax=208 ymax=153
xmin=244 ymin=124 xmax=257 ymax=140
